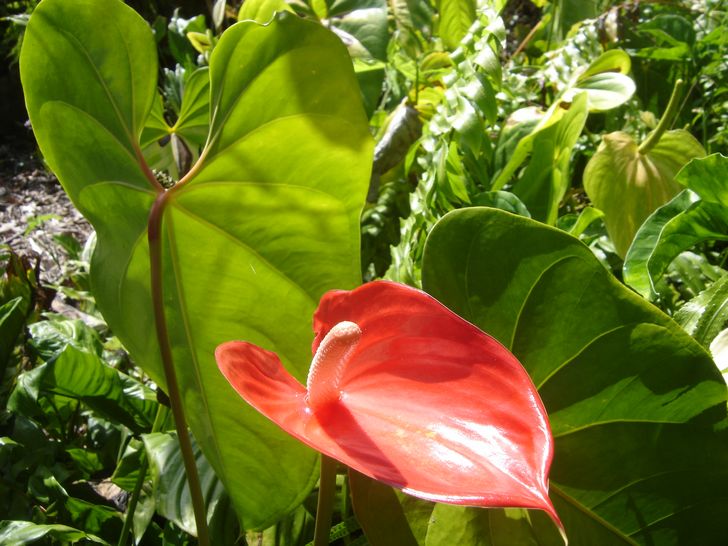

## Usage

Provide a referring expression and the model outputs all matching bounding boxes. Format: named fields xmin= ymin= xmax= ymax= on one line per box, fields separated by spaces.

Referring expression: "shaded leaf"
xmin=422 ymin=207 xmax=728 ymax=545
xmin=143 ymin=432 xmax=239 ymax=544
xmin=327 ymin=0 xmax=389 ymax=61
xmin=471 ymin=191 xmax=531 ymax=218
xmin=44 ymin=345 xmax=157 ymax=433
xmin=349 ymin=471 xmax=419 ymax=546
xmin=0 ymin=297 xmax=25 ymax=375
xmin=28 ymin=316 xmax=103 ymax=360
xmin=0 ymin=521 xmax=107 ymax=545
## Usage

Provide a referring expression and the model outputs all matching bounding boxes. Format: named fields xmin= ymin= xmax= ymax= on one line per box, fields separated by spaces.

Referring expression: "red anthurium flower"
xmin=216 ymin=281 xmax=562 ymax=528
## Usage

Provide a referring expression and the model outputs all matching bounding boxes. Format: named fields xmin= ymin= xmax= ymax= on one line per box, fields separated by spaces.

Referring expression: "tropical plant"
xmin=3 ymin=0 xmax=727 ymax=544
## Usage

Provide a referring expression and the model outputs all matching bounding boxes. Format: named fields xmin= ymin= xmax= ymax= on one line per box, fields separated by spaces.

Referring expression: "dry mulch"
xmin=0 ymin=142 xmax=93 ymax=285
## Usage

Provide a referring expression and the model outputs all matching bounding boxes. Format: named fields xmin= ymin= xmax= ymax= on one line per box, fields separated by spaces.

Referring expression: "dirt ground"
xmin=0 ymin=139 xmax=93 ymax=285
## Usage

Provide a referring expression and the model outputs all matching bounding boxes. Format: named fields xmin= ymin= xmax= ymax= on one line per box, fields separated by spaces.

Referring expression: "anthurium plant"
xmin=20 ymin=0 xmax=372 ymax=536
xmin=12 ymin=0 xmax=728 ymax=545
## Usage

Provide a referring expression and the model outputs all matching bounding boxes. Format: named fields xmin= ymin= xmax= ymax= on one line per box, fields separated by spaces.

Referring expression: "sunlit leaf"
xmin=674 ymin=274 xmax=728 ymax=348
xmin=0 ymin=521 xmax=107 ymax=545
xmin=238 ymin=0 xmax=293 ymax=23
xmin=21 ymin=0 xmax=371 ymax=528
xmin=624 ymin=155 xmax=728 ymax=298
xmin=583 ymin=130 xmax=705 ymax=257
xmin=437 ymin=0 xmax=476 ymax=50
xmin=512 ymin=93 xmax=588 ymax=224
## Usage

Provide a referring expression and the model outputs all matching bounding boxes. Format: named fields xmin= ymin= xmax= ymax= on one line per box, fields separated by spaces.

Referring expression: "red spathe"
xmin=216 ymin=280 xmax=561 ymax=528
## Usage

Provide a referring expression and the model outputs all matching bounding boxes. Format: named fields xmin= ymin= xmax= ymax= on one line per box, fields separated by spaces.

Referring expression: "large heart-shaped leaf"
xmin=583 ymin=130 xmax=705 ymax=257
xmin=422 ymin=207 xmax=728 ymax=545
xmin=21 ymin=0 xmax=372 ymax=529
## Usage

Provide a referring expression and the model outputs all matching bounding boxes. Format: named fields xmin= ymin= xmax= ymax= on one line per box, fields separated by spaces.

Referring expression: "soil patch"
xmin=0 ymin=141 xmax=93 ymax=285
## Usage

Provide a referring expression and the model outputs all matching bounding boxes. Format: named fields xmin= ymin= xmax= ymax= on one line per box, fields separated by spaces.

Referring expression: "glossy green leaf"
xmin=565 ymin=50 xmax=635 ymax=112
xmin=471 ymin=190 xmax=531 ymax=218
xmin=493 ymin=51 xmax=631 ymax=193
xmin=170 ymin=68 xmax=211 ymax=148
xmin=491 ymin=104 xmax=567 ymax=192
xmin=512 ymin=93 xmax=588 ymax=224
xmin=583 ymin=130 xmax=705 ymax=257
xmin=634 ymin=204 xmax=728 ymax=300
xmin=0 ymin=521 xmax=107 ymax=545
xmin=141 ymin=68 xmax=210 ymax=174
xmin=327 ymin=0 xmax=389 ymax=61
xmin=238 ymin=0 xmax=294 ymax=23
xmin=675 ymin=153 xmax=728 ymax=206
xmin=21 ymin=0 xmax=371 ymax=529
xmin=28 ymin=317 xmax=103 ymax=360
xmin=624 ymin=155 xmax=728 ymax=299
xmin=45 ymin=344 xmax=158 ymax=432
xmin=710 ymin=329 xmax=728 ymax=384
xmin=437 ymin=0 xmax=477 ymax=50
xmin=9 ymin=342 xmax=157 ymax=433
xmin=349 ymin=471 xmax=419 ymax=546
xmin=140 ymin=93 xmax=170 ymax=149
xmin=579 ymin=49 xmax=632 ymax=79
xmin=0 ymin=297 xmax=24 ymax=375
xmin=143 ymin=432 xmax=239 ymax=544
xmin=422 ymin=207 xmax=728 ymax=545
xmin=566 ymin=73 xmax=636 ymax=112
xmin=565 ymin=206 xmax=604 ymax=237
xmin=674 ymin=274 xmax=728 ymax=348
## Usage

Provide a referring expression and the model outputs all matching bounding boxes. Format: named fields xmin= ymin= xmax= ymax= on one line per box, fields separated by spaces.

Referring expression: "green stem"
xmin=639 ymin=79 xmax=684 ymax=155
xmin=148 ymin=192 xmax=211 ymax=546
xmin=313 ymin=456 xmax=338 ymax=546
xmin=117 ymin=456 xmax=148 ymax=546
xmin=118 ymin=407 xmax=167 ymax=546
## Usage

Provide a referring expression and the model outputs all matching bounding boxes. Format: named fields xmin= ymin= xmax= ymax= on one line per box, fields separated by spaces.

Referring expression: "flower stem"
xmin=313 ymin=455 xmax=338 ymax=546
xmin=117 ymin=455 xmax=148 ymax=546
xmin=117 ymin=406 xmax=168 ymax=546
xmin=148 ymin=192 xmax=211 ymax=546
xmin=639 ymin=79 xmax=684 ymax=155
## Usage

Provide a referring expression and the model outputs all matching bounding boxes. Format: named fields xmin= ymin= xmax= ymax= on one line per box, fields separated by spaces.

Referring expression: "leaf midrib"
xmin=551 ymin=484 xmax=638 ymax=545
xmin=206 ymin=40 xmax=330 ymax=155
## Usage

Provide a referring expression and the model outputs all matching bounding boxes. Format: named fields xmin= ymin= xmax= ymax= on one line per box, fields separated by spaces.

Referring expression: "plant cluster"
xmin=2 ymin=0 xmax=727 ymax=545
